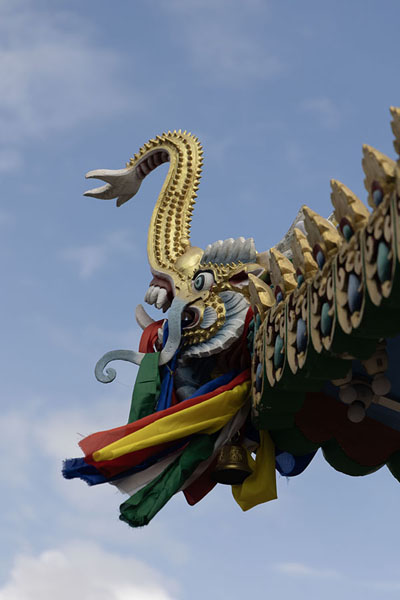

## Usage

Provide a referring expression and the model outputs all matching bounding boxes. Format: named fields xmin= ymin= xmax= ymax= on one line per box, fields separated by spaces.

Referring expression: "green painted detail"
xmin=255 ymin=388 xmax=305 ymax=431
xmin=377 ymin=241 xmax=391 ymax=283
xmin=128 ymin=352 xmax=161 ymax=422
xmin=322 ymin=439 xmax=383 ymax=477
xmin=321 ymin=302 xmax=332 ymax=336
xmin=274 ymin=335 xmax=284 ymax=369
xmin=271 ymin=426 xmax=319 ymax=456
xmin=251 ymin=193 xmax=400 ymax=481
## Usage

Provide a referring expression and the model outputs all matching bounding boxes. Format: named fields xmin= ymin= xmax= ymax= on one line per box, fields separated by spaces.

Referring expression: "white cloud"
xmin=301 ymin=97 xmax=342 ymax=129
xmin=62 ymin=230 xmax=137 ymax=279
xmin=1 ymin=395 xmax=190 ymax=564
xmin=0 ymin=0 xmax=134 ymax=170
xmin=0 ymin=542 xmax=178 ymax=600
xmin=0 ymin=412 xmax=33 ymax=488
xmin=162 ymin=0 xmax=283 ymax=84
xmin=274 ymin=561 xmax=340 ymax=579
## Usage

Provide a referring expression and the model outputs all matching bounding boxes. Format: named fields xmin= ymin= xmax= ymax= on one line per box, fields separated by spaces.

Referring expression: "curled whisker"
xmin=95 ymin=349 xmax=145 ymax=383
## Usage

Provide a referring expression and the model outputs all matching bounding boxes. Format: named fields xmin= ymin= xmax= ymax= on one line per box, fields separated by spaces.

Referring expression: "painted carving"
xmin=64 ymin=110 xmax=400 ymax=528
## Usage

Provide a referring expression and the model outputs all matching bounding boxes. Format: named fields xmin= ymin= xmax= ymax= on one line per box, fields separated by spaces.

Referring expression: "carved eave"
xmin=330 ymin=179 xmax=369 ymax=234
xmin=390 ymin=106 xmax=400 ymax=158
xmin=303 ymin=205 xmax=342 ymax=262
xmin=290 ymin=228 xmax=318 ymax=282
xmin=362 ymin=144 xmax=396 ymax=209
xmin=248 ymin=273 xmax=275 ymax=320
xmin=269 ymin=248 xmax=297 ymax=298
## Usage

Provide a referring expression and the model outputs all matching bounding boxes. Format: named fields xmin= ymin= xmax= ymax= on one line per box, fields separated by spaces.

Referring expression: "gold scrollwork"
xmin=363 ymin=195 xmax=396 ymax=306
xmin=251 ymin=322 xmax=265 ymax=415
xmin=335 ymin=230 xmax=365 ymax=333
xmin=264 ymin=302 xmax=286 ymax=387
xmin=310 ymin=262 xmax=336 ymax=353
xmin=287 ymin=282 xmax=310 ymax=374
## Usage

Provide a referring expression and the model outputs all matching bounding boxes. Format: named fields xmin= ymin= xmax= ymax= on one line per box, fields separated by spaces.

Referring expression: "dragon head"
xmin=85 ymin=131 xmax=268 ymax=372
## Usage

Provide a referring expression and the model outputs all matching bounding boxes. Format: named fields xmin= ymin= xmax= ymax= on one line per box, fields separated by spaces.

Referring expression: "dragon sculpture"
xmin=64 ymin=108 xmax=400 ymax=528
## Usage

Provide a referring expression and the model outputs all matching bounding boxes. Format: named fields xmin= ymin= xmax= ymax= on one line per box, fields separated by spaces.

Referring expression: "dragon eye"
xmin=193 ymin=271 xmax=214 ymax=292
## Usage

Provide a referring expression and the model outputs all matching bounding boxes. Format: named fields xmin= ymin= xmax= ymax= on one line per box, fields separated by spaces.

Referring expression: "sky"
xmin=1 ymin=0 xmax=400 ymax=598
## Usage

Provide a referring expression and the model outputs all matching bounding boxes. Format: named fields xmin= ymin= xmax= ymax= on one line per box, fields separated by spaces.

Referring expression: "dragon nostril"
xmin=181 ymin=309 xmax=198 ymax=329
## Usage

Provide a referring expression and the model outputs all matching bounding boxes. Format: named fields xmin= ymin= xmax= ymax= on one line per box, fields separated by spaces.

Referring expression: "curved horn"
xmin=85 ymin=131 xmax=203 ymax=278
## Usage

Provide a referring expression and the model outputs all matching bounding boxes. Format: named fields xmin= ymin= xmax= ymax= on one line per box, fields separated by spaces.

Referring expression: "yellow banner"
xmin=232 ymin=430 xmax=277 ymax=511
xmin=93 ymin=381 xmax=251 ymax=462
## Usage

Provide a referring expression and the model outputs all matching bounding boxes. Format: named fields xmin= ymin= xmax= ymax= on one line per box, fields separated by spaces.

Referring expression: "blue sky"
xmin=1 ymin=0 xmax=400 ymax=598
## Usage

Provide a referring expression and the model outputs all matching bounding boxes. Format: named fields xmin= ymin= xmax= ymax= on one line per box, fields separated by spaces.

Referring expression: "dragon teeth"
xmin=156 ymin=288 xmax=168 ymax=309
xmin=145 ymin=285 xmax=171 ymax=311
xmin=146 ymin=285 xmax=159 ymax=304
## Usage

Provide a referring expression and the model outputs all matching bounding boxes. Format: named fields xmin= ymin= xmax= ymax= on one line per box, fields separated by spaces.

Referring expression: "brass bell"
xmin=211 ymin=440 xmax=252 ymax=485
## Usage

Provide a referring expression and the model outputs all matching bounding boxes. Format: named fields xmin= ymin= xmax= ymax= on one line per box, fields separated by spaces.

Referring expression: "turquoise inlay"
xmin=342 ymin=223 xmax=353 ymax=241
xmin=255 ymin=362 xmax=262 ymax=393
xmin=274 ymin=334 xmax=284 ymax=369
xmin=348 ymin=273 xmax=362 ymax=313
xmin=296 ymin=318 xmax=307 ymax=353
xmin=297 ymin=273 xmax=304 ymax=287
xmin=321 ymin=302 xmax=332 ymax=336
xmin=372 ymin=188 xmax=383 ymax=206
xmin=316 ymin=250 xmax=325 ymax=269
xmin=377 ymin=241 xmax=391 ymax=283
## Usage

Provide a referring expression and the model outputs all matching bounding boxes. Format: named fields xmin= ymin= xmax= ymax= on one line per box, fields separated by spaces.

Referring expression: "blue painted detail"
xmin=188 ymin=370 xmax=238 ymax=399
xmin=348 ymin=273 xmax=362 ymax=313
xmin=255 ymin=313 xmax=261 ymax=328
xmin=342 ymin=223 xmax=353 ymax=241
xmin=274 ymin=334 xmax=284 ymax=369
xmin=275 ymin=452 xmax=296 ymax=475
xmin=372 ymin=188 xmax=383 ymax=206
xmin=255 ymin=362 xmax=262 ymax=393
xmin=297 ymin=273 xmax=304 ymax=287
xmin=296 ymin=318 xmax=307 ymax=353
xmin=62 ymin=438 xmax=189 ymax=485
xmin=276 ymin=291 xmax=283 ymax=303
xmin=377 ymin=241 xmax=391 ymax=283
xmin=316 ymin=250 xmax=325 ymax=269
xmin=367 ymin=404 xmax=400 ymax=433
xmin=275 ymin=450 xmax=317 ymax=477
xmin=321 ymin=302 xmax=332 ymax=336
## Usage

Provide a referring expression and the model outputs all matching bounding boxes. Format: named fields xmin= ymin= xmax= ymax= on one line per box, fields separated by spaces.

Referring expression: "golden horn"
xmin=127 ymin=131 xmax=203 ymax=276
